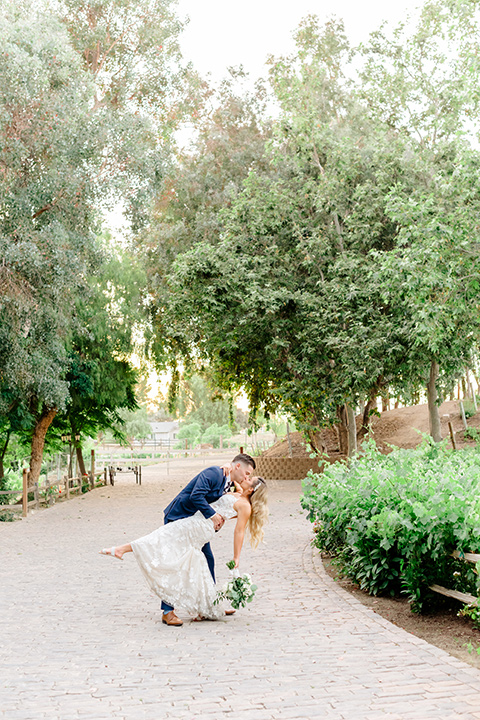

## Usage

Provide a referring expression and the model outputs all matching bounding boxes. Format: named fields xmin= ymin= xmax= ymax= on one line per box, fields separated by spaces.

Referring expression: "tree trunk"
xmin=0 ymin=430 xmax=10 ymax=480
xmin=306 ymin=430 xmax=320 ymax=456
xmin=345 ymin=404 xmax=357 ymax=458
xmin=427 ymin=360 xmax=442 ymax=442
xmin=335 ymin=405 xmax=348 ymax=455
xmin=358 ymin=396 xmax=377 ymax=442
xmin=76 ymin=446 xmax=87 ymax=477
xmin=29 ymin=408 xmax=57 ymax=486
xmin=381 ymin=390 xmax=389 ymax=412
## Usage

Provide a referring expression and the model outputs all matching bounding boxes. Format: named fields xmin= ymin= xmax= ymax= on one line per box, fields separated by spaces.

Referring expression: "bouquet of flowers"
xmin=215 ymin=560 xmax=258 ymax=610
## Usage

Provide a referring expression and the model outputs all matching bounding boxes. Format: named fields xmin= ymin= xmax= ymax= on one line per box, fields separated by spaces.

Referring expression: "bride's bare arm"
xmin=232 ymin=500 xmax=252 ymax=568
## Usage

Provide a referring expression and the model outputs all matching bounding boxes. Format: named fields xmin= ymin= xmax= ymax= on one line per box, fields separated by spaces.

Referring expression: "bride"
xmin=100 ymin=476 xmax=268 ymax=621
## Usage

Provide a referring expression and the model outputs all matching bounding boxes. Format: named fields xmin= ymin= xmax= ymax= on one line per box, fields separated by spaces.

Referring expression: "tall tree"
xmin=151 ymin=19 xmax=413 ymax=454
xmin=138 ymin=68 xmax=272 ymax=358
xmin=57 ymin=0 xmax=197 ymax=231
xmin=0 ymin=0 xmax=190 ymax=481
xmin=0 ymin=7 xmax=107 ymax=483
xmin=360 ymin=0 xmax=480 ymax=438
xmin=45 ymin=248 xmax=143 ymax=473
xmin=149 ymin=8 xmax=480 ymax=451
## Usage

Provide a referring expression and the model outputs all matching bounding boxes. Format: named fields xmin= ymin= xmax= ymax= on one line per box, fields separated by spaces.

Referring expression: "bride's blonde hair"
xmin=248 ymin=477 xmax=268 ymax=548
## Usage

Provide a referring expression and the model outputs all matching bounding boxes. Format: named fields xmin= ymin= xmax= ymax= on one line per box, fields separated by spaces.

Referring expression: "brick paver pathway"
xmin=2 ymin=453 xmax=480 ymax=719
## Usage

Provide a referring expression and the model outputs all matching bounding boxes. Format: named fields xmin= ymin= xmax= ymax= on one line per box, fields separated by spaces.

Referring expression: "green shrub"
xmin=0 ymin=471 xmax=22 ymax=506
xmin=302 ymin=438 xmax=480 ymax=612
xmin=0 ymin=509 xmax=17 ymax=522
xmin=458 ymin=600 xmax=480 ymax=629
xmin=464 ymin=427 xmax=480 ymax=443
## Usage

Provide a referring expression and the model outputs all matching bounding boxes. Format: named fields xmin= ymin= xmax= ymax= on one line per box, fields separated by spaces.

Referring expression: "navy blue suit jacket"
xmin=163 ymin=466 xmax=226 ymax=523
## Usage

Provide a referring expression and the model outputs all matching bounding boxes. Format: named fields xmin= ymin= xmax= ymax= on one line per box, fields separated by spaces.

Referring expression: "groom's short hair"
xmin=232 ymin=453 xmax=256 ymax=470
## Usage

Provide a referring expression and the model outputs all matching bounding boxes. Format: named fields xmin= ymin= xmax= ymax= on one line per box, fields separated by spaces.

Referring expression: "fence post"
xmin=139 ymin=465 xmax=142 ymax=486
xmin=448 ymin=421 xmax=457 ymax=450
xmin=22 ymin=469 xmax=28 ymax=518
xmin=90 ymin=450 xmax=95 ymax=489
xmin=104 ymin=467 xmax=107 ymax=486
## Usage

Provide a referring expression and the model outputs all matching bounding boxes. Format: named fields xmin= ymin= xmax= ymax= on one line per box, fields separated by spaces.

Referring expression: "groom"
xmin=161 ymin=452 xmax=256 ymax=626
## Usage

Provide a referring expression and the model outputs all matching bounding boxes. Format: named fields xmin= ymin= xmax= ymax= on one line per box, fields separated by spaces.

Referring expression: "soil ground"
xmin=263 ymin=399 xmax=480 ymax=458
xmin=263 ymin=400 xmax=480 ymax=670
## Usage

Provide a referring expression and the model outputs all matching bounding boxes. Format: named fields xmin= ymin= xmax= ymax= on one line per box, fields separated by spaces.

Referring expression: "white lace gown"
xmin=131 ymin=493 xmax=237 ymax=619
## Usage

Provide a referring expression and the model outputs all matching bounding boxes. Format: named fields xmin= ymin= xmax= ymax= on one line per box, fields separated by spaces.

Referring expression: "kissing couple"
xmin=100 ymin=453 xmax=268 ymax=625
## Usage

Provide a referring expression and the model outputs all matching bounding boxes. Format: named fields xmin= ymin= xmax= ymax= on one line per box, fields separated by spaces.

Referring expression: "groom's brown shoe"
xmin=225 ymin=609 xmax=236 ymax=616
xmin=162 ymin=611 xmax=183 ymax=626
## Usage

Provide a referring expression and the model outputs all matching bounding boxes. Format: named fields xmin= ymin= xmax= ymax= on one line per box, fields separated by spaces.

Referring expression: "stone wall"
xmin=253 ymin=456 xmax=323 ymax=481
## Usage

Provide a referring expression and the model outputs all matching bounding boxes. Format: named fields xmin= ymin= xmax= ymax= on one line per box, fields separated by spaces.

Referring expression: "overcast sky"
xmin=175 ymin=0 xmax=423 ymax=82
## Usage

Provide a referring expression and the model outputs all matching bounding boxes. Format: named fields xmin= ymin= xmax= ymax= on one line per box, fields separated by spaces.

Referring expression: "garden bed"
xmin=322 ymin=555 xmax=480 ymax=670
xmin=302 ymin=439 xmax=480 ymax=668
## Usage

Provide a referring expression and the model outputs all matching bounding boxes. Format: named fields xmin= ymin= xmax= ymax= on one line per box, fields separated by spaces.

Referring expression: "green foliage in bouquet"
xmin=215 ymin=561 xmax=258 ymax=610
xmin=302 ymin=438 xmax=480 ymax=612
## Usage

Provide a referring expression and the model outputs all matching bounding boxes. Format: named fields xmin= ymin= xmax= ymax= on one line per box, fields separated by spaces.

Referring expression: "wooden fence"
xmin=101 ymin=462 xmax=142 ymax=486
xmin=0 ymin=466 xmax=111 ymax=518
xmin=430 ymin=550 xmax=480 ymax=606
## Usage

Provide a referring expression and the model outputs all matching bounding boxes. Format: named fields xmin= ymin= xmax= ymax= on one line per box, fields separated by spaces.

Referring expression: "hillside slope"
xmin=263 ymin=400 xmax=480 ymax=458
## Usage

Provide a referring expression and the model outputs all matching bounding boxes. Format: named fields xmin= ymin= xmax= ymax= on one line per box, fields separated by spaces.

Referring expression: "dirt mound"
xmin=263 ymin=400 xmax=480 ymax=458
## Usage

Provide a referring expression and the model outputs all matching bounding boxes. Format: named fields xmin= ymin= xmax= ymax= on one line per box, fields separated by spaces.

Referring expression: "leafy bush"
xmin=464 ymin=427 xmax=480 ymax=443
xmin=302 ymin=438 xmax=480 ymax=612
xmin=458 ymin=599 xmax=480 ymax=629
xmin=0 ymin=509 xmax=17 ymax=522
xmin=0 ymin=470 xmax=22 ymax=506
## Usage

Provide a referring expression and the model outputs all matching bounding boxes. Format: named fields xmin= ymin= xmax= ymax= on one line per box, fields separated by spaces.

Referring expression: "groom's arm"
xmin=189 ymin=467 xmax=222 ymax=520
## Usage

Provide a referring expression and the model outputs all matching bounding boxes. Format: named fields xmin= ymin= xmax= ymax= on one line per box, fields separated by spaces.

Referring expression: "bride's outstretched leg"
xmin=115 ymin=543 xmax=132 ymax=559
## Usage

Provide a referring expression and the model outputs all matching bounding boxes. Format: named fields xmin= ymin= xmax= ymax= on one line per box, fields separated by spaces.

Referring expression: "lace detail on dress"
xmin=211 ymin=492 xmax=238 ymax=519
xmin=130 ymin=494 xmax=238 ymax=619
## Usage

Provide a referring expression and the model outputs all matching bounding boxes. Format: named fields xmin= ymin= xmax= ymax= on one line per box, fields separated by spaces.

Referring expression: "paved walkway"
xmin=2 ymin=453 xmax=480 ymax=719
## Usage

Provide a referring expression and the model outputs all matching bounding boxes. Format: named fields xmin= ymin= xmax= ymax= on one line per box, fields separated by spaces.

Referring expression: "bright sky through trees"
xmin=176 ymin=0 xmax=422 ymax=81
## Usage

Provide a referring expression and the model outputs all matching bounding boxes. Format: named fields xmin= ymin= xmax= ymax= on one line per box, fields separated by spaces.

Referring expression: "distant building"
xmin=148 ymin=421 xmax=180 ymax=447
